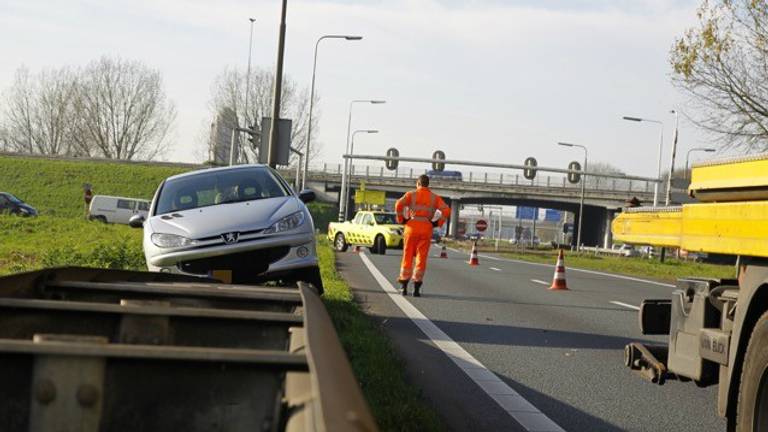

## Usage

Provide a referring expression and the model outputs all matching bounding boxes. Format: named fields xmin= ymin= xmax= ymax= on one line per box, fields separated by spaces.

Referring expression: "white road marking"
xmin=531 ymin=279 xmax=549 ymax=286
xmin=490 ymin=267 xmax=502 ymax=272
xmin=448 ymin=247 xmax=675 ymax=288
xmin=610 ymin=301 xmax=641 ymax=311
xmin=359 ymin=252 xmax=565 ymax=432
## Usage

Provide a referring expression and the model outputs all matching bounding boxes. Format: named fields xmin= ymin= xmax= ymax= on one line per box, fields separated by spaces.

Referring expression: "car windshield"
xmin=374 ymin=213 xmax=398 ymax=224
xmin=3 ymin=194 xmax=23 ymax=204
xmin=154 ymin=167 xmax=288 ymax=215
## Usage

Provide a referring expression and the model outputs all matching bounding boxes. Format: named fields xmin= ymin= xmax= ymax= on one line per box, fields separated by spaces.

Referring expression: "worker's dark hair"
xmin=417 ymin=174 xmax=430 ymax=187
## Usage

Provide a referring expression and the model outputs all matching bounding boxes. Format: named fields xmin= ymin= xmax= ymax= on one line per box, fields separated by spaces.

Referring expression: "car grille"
xmin=177 ymin=246 xmax=291 ymax=276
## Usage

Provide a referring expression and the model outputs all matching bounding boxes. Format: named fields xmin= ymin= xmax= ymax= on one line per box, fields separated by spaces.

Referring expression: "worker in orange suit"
xmin=395 ymin=175 xmax=450 ymax=296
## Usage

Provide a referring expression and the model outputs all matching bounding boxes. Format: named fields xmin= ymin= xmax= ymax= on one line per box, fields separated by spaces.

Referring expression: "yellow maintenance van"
xmin=613 ymin=154 xmax=768 ymax=432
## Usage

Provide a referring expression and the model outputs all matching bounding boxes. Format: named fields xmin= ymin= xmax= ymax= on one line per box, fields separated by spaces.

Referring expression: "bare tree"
xmin=2 ymin=66 xmax=78 ymax=155
xmin=671 ymin=0 xmax=768 ymax=152
xmin=207 ymin=66 xmax=319 ymax=165
xmin=71 ymin=56 xmax=176 ymax=160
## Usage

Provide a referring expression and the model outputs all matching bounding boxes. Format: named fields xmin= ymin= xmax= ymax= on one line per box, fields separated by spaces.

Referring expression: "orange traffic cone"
xmin=549 ymin=249 xmax=569 ymax=291
xmin=440 ymin=245 xmax=448 ymax=259
xmin=468 ymin=241 xmax=479 ymax=266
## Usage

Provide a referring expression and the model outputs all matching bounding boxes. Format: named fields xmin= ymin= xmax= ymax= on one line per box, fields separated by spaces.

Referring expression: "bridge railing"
xmin=305 ymin=163 xmax=655 ymax=195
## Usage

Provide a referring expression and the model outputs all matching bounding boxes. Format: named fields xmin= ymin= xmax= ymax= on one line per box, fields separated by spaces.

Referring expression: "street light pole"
xmin=558 ymin=142 xmax=588 ymax=251
xmin=665 ymin=110 xmax=679 ymax=206
xmin=244 ymin=18 xmax=256 ymax=125
xmin=338 ymin=100 xmax=385 ymax=221
xmin=267 ymin=0 xmax=288 ymax=168
xmin=303 ymin=34 xmax=362 ymax=190
xmin=342 ymin=129 xmax=378 ymax=220
xmin=623 ymin=116 xmax=664 ymax=206
xmin=685 ymin=147 xmax=716 ymax=179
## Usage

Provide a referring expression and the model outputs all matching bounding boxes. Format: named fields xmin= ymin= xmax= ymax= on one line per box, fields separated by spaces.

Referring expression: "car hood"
xmin=148 ymin=196 xmax=301 ymax=239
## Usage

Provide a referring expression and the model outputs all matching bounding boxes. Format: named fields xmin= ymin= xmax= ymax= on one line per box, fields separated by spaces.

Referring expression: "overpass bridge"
xmin=283 ymin=163 xmax=658 ymax=248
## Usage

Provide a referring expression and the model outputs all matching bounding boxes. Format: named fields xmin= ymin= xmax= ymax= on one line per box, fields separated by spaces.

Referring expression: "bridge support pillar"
xmin=449 ymin=200 xmax=460 ymax=238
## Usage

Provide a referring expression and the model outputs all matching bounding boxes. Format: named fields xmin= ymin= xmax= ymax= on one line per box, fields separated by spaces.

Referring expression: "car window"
xmin=361 ymin=214 xmax=372 ymax=225
xmin=374 ymin=213 xmax=398 ymax=224
xmin=117 ymin=199 xmax=135 ymax=210
xmin=138 ymin=201 xmax=149 ymax=211
xmin=0 ymin=196 xmax=7 ymax=206
xmin=154 ymin=167 xmax=289 ymax=215
xmin=353 ymin=213 xmax=364 ymax=224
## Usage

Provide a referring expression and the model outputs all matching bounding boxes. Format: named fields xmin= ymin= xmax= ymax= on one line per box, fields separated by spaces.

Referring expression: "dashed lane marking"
xmin=610 ymin=301 xmax=641 ymax=311
xmin=359 ymin=252 xmax=565 ymax=432
xmin=447 ymin=247 xmax=674 ymax=288
xmin=531 ymin=279 xmax=549 ymax=286
xmin=490 ymin=267 xmax=502 ymax=272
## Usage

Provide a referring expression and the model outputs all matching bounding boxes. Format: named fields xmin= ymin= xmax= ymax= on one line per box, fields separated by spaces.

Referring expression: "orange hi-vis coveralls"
xmin=395 ymin=187 xmax=450 ymax=283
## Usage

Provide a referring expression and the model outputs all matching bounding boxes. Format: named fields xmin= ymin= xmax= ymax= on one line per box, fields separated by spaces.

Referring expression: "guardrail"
xmin=0 ymin=267 xmax=377 ymax=432
xmin=295 ymin=163 xmax=656 ymax=195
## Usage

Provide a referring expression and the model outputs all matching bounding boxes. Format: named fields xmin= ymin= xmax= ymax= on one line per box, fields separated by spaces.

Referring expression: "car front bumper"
xmin=147 ymin=231 xmax=317 ymax=277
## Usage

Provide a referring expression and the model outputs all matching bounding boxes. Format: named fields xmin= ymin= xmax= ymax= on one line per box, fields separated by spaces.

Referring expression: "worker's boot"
xmin=399 ymin=280 xmax=408 ymax=296
xmin=413 ymin=281 xmax=422 ymax=297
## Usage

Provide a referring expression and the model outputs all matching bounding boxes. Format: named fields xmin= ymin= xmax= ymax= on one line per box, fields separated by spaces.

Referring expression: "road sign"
xmin=355 ymin=190 xmax=386 ymax=206
xmin=258 ymin=117 xmax=292 ymax=166
xmin=516 ymin=206 xmax=537 ymax=220
xmin=385 ymin=147 xmax=399 ymax=171
xmin=476 ymin=219 xmax=488 ymax=232
xmin=432 ymin=150 xmax=445 ymax=171
xmin=568 ymin=161 xmax=582 ymax=184
xmin=523 ymin=157 xmax=537 ymax=180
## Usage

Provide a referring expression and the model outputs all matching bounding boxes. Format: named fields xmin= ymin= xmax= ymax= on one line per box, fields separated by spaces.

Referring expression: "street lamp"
xmin=342 ymin=129 xmax=378 ymax=220
xmin=558 ymin=142 xmax=588 ymax=251
xmin=303 ymin=34 xmax=363 ymax=190
xmin=666 ymin=110 xmax=680 ymax=206
xmin=338 ymin=100 xmax=386 ymax=221
xmin=685 ymin=147 xmax=716 ymax=179
xmin=623 ymin=116 xmax=664 ymax=206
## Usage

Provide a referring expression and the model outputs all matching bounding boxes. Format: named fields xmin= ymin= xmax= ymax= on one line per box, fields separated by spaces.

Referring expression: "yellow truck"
xmin=613 ymin=154 xmax=768 ymax=431
xmin=327 ymin=211 xmax=403 ymax=255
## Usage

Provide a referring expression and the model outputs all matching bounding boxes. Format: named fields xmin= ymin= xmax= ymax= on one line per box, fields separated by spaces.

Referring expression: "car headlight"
xmin=263 ymin=211 xmax=305 ymax=234
xmin=151 ymin=233 xmax=197 ymax=248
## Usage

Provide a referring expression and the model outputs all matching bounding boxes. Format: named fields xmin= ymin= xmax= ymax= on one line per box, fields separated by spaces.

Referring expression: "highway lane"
xmin=338 ymin=245 xmax=727 ymax=432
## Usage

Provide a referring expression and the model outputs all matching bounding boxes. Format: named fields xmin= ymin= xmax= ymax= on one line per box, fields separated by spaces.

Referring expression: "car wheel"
xmin=374 ymin=235 xmax=387 ymax=255
xmin=298 ymin=267 xmax=324 ymax=295
xmin=334 ymin=233 xmax=349 ymax=252
xmin=735 ymin=310 xmax=768 ymax=432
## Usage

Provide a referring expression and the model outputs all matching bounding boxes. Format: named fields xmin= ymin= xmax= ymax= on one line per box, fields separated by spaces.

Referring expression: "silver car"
xmin=130 ymin=164 xmax=322 ymax=291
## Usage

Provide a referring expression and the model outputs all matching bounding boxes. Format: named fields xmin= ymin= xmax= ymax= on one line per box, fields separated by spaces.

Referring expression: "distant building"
xmin=208 ymin=107 xmax=240 ymax=166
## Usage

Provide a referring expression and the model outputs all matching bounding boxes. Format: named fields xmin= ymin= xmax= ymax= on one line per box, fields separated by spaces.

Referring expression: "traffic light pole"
xmin=229 ymin=127 xmax=259 ymax=166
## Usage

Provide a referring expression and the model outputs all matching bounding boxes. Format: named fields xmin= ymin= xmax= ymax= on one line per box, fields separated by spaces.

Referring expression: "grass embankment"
xmin=1 ymin=154 xmax=337 ymax=227
xmin=445 ymin=239 xmax=736 ymax=282
xmin=317 ymin=237 xmax=444 ymax=432
xmin=0 ymin=216 xmax=144 ymax=275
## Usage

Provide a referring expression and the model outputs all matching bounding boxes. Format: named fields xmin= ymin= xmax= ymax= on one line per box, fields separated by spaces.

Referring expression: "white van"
xmin=88 ymin=195 xmax=150 ymax=225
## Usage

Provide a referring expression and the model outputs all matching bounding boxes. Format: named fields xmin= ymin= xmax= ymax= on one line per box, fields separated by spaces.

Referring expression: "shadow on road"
xmin=495 ymin=375 xmax=626 ymax=432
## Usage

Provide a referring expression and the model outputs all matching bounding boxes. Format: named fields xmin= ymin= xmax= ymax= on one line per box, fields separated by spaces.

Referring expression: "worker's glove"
xmin=431 ymin=220 xmax=439 ymax=228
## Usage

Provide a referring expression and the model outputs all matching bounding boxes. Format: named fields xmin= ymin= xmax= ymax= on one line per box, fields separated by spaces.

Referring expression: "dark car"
xmin=0 ymin=192 xmax=38 ymax=216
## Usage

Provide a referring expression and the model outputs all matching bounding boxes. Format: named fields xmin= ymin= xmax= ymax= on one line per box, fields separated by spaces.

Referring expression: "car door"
xmin=137 ymin=201 xmax=150 ymax=219
xmin=116 ymin=199 xmax=136 ymax=224
xmin=362 ymin=214 xmax=377 ymax=245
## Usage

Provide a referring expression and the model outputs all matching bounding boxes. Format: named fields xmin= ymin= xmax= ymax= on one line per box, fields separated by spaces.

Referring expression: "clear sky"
xmin=0 ymin=0 xmax=712 ymax=178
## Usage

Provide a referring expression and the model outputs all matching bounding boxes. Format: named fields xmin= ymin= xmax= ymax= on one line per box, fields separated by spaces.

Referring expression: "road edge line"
xmin=359 ymin=252 xmax=565 ymax=432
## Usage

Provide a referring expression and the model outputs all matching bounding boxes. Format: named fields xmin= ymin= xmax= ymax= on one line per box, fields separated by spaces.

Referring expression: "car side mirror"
xmin=128 ymin=214 xmax=145 ymax=228
xmin=298 ymin=189 xmax=315 ymax=204
xmin=368 ymin=221 xmax=375 ymax=226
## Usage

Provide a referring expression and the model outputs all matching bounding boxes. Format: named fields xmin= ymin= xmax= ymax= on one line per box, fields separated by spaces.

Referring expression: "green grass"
xmin=446 ymin=239 xmax=736 ymax=282
xmin=0 ymin=215 xmax=144 ymax=275
xmin=317 ymin=237 xmax=444 ymax=432
xmin=1 ymin=155 xmax=191 ymax=217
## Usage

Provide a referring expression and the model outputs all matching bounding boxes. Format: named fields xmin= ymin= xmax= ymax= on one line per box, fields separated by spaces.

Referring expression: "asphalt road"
xmin=336 ymin=245 xmax=727 ymax=432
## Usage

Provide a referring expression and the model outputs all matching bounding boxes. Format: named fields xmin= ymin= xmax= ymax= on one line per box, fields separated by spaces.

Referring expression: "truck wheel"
xmin=374 ymin=235 xmax=387 ymax=255
xmin=735 ymin=310 xmax=768 ymax=432
xmin=334 ymin=233 xmax=349 ymax=252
